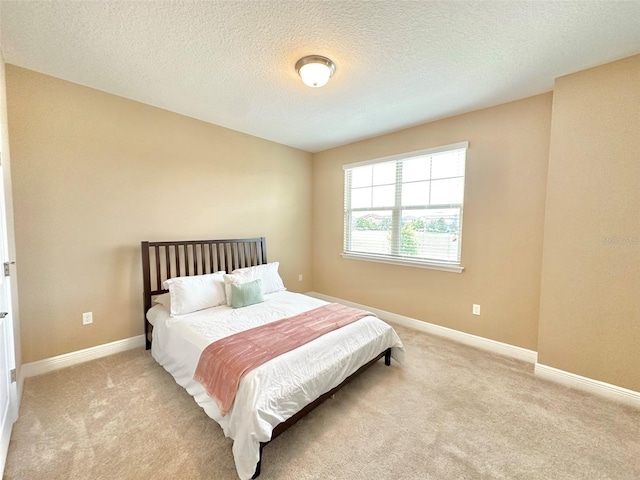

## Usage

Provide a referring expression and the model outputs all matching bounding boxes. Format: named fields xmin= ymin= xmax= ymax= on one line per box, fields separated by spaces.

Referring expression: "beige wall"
xmin=6 ymin=66 xmax=313 ymax=363
xmin=538 ymin=55 xmax=640 ymax=391
xmin=312 ymin=94 xmax=553 ymax=351
xmin=6 ymin=54 xmax=639 ymax=393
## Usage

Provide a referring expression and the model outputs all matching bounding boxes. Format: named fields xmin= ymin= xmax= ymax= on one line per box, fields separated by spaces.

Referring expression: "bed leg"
xmin=252 ymin=443 xmax=264 ymax=479
xmin=384 ymin=348 xmax=391 ymax=366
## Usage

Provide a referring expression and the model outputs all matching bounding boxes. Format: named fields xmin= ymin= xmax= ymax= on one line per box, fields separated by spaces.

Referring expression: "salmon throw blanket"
xmin=193 ymin=303 xmax=374 ymax=416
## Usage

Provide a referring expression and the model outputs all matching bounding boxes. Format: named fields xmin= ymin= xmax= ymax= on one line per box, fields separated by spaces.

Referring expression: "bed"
xmin=141 ymin=237 xmax=404 ymax=479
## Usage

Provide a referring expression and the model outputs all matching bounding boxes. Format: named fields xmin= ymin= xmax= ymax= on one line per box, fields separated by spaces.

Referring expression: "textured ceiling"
xmin=1 ymin=1 xmax=639 ymax=153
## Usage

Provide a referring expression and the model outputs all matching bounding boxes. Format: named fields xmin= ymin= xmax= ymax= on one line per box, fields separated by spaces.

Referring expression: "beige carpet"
xmin=5 ymin=325 xmax=640 ymax=480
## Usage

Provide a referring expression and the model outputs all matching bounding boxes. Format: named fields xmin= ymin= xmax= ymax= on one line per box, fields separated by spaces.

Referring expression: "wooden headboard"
xmin=141 ymin=237 xmax=267 ymax=349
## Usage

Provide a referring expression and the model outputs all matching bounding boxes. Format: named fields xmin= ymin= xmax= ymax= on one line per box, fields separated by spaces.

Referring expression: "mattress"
xmin=148 ymin=291 xmax=404 ymax=479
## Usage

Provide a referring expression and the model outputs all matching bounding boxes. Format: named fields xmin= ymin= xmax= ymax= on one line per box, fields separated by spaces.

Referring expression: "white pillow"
xmin=232 ymin=262 xmax=286 ymax=295
xmin=152 ymin=292 xmax=171 ymax=310
xmin=162 ymin=271 xmax=226 ymax=316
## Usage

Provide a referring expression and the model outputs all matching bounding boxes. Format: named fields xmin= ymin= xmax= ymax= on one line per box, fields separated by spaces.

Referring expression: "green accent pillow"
xmin=231 ymin=278 xmax=264 ymax=308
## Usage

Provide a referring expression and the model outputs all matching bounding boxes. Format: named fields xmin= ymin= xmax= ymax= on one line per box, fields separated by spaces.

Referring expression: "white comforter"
xmin=148 ymin=291 xmax=404 ymax=479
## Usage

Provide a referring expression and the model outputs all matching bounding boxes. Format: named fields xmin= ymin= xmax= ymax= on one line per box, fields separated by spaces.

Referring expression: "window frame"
xmin=342 ymin=141 xmax=468 ymax=273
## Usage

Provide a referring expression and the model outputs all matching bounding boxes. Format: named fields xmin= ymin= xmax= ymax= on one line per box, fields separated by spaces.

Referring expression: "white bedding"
xmin=148 ymin=291 xmax=404 ymax=479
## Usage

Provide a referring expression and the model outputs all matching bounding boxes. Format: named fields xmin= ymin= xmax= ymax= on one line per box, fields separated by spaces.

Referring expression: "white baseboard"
xmin=306 ymin=292 xmax=640 ymax=408
xmin=534 ymin=363 xmax=640 ymax=409
xmin=16 ymin=301 xmax=640 ymax=410
xmin=20 ymin=335 xmax=145 ymax=381
xmin=306 ymin=292 xmax=538 ymax=364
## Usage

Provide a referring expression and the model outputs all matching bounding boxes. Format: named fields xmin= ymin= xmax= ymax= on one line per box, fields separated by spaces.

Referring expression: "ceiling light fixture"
xmin=295 ymin=55 xmax=336 ymax=88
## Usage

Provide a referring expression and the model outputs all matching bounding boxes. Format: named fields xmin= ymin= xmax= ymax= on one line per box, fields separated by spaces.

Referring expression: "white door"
xmin=0 ymin=163 xmax=17 ymax=472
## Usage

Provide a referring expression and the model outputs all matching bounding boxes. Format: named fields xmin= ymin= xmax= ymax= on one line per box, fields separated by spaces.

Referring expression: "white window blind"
xmin=343 ymin=142 xmax=468 ymax=270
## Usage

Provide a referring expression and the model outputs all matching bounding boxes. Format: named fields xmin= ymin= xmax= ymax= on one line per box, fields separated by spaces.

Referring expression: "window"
xmin=342 ymin=142 xmax=468 ymax=272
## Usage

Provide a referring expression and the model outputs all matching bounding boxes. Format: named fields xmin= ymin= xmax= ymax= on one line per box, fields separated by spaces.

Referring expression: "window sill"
xmin=341 ymin=252 xmax=464 ymax=273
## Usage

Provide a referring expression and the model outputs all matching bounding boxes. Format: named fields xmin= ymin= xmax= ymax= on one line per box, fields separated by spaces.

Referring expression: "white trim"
xmin=306 ymin=292 xmax=640 ymax=407
xmin=306 ymin=292 xmax=537 ymax=363
xmin=20 ymin=335 xmax=145 ymax=380
xmin=0 ymin=401 xmax=12 ymax=477
xmin=343 ymin=141 xmax=469 ymax=169
xmin=341 ymin=252 xmax=464 ymax=273
xmin=534 ymin=363 xmax=640 ymax=409
xmin=13 ymin=310 xmax=640 ymax=412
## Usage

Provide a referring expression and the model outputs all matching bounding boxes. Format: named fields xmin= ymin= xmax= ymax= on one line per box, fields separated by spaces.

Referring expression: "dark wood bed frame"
xmin=141 ymin=237 xmax=269 ymax=349
xmin=141 ymin=237 xmax=391 ymax=478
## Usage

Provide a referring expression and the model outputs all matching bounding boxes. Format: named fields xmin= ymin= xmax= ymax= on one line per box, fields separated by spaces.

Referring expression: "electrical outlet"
xmin=82 ymin=312 xmax=93 ymax=325
xmin=472 ymin=304 xmax=481 ymax=315
xmin=298 ymin=274 xmax=303 ymax=282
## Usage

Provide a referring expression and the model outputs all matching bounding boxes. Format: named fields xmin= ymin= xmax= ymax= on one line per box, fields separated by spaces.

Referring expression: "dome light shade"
xmin=295 ymin=55 xmax=336 ymax=88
